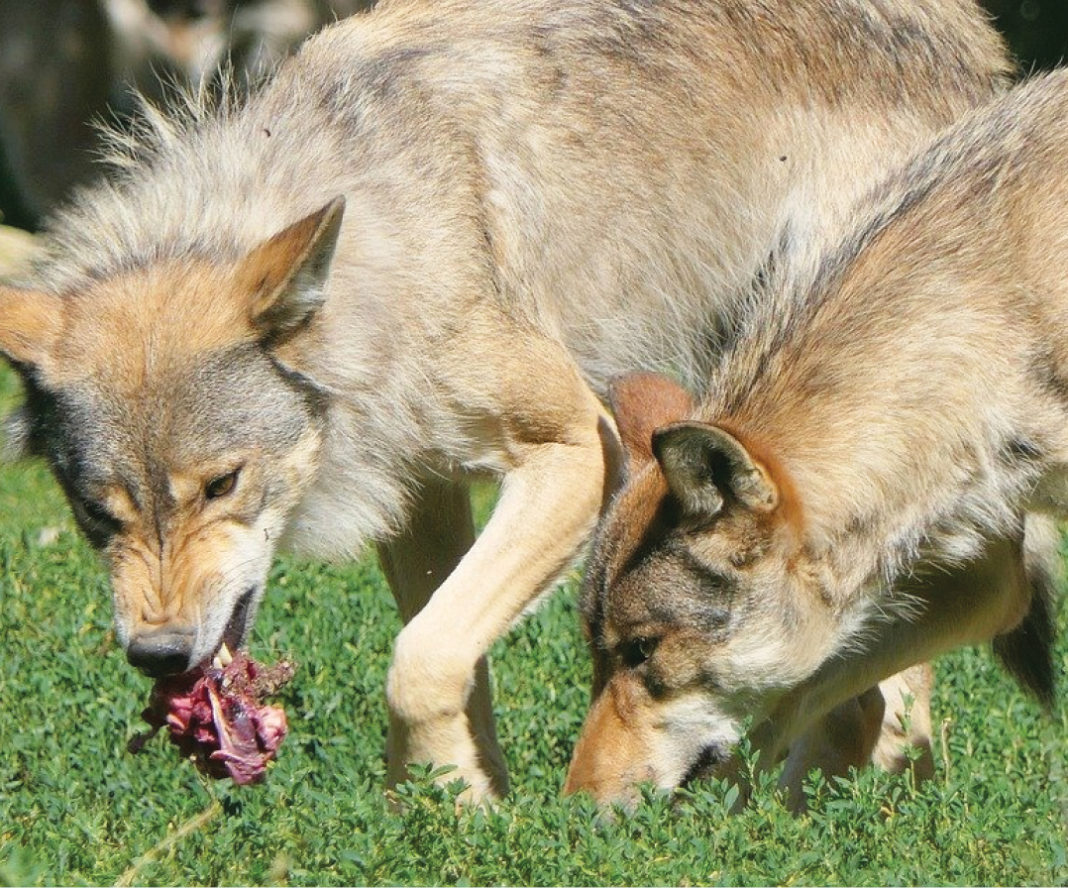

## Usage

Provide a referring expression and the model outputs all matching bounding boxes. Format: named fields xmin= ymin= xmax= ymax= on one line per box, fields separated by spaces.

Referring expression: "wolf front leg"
xmin=385 ymin=341 xmax=620 ymax=803
xmin=869 ymin=663 xmax=935 ymax=780
xmin=779 ymin=664 xmax=935 ymax=811
xmin=376 ymin=475 xmax=509 ymax=798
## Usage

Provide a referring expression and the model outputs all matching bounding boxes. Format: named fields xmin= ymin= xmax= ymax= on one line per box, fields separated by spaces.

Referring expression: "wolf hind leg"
xmin=376 ymin=475 xmax=509 ymax=800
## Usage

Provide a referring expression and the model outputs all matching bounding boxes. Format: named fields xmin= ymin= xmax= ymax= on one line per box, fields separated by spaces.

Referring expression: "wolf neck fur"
xmin=700 ymin=80 xmax=1065 ymax=615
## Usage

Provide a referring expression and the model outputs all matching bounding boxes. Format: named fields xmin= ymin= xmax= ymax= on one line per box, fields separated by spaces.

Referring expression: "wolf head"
xmin=0 ymin=198 xmax=344 ymax=676
xmin=565 ymin=372 xmax=844 ymax=804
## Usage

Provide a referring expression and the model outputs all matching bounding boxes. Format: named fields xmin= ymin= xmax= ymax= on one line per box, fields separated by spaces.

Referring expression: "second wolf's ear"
xmin=237 ymin=196 xmax=346 ymax=343
xmin=653 ymin=422 xmax=778 ymax=518
xmin=0 ymin=285 xmax=62 ymax=371
xmin=608 ymin=372 xmax=695 ymax=466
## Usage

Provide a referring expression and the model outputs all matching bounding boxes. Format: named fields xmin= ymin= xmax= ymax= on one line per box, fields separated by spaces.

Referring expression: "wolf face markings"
xmin=1 ymin=203 xmax=340 ymax=676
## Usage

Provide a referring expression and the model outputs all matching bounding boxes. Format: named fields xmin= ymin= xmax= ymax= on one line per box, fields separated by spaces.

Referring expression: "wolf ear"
xmin=653 ymin=422 xmax=778 ymax=518
xmin=238 ymin=196 xmax=346 ymax=343
xmin=608 ymin=372 xmax=695 ymax=466
xmin=0 ymin=285 xmax=61 ymax=370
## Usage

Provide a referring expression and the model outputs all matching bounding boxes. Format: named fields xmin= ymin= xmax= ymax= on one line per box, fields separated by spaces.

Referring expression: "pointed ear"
xmin=608 ymin=372 xmax=695 ymax=466
xmin=237 ymin=196 xmax=345 ymax=342
xmin=652 ymin=422 xmax=779 ymax=518
xmin=0 ymin=285 xmax=62 ymax=370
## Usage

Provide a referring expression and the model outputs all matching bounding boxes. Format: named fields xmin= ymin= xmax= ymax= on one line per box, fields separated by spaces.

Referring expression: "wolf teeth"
xmin=213 ymin=642 xmax=234 ymax=669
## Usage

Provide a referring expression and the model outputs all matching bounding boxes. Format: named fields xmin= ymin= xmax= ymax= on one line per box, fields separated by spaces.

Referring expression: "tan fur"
xmin=568 ymin=71 xmax=1068 ymax=807
xmin=0 ymin=287 xmax=62 ymax=366
xmin=567 ymin=672 xmax=659 ymax=798
xmin=566 ymin=385 xmax=934 ymax=805
xmin=0 ymin=0 xmax=1015 ymax=800
xmin=107 ymin=426 xmax=322 ymax=642
xmin=44 ymin=263 xmax=254 ymax=386
xmin=868 ymin=664 xmax=935 ymax=779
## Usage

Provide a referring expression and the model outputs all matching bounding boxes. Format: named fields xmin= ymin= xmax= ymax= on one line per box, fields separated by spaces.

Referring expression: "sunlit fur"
xmin=568 ymin=72 xmax=1068 ymax=806
xmin=0 ymin=0 xmax=1014 ymax=799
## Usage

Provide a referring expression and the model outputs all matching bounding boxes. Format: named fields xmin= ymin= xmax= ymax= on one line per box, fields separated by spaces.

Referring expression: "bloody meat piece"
xmin=129 ymin=652 xmax=295 ymax=785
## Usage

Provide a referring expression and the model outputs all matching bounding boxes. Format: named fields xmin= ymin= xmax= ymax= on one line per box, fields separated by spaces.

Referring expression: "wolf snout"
xmin=126 ymin=627 xmax=197 ymax=677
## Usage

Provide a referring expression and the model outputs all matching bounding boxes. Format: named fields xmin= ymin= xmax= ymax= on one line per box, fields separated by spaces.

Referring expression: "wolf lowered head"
xmin=0 ymin=198 xmax=344 ymax=676
xmin=565 ymin=372 xmax=846 ymax=804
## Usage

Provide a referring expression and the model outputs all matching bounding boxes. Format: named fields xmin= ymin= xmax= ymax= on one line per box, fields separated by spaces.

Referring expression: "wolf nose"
xmin=126 ymin=629 xmax=196 ymax=677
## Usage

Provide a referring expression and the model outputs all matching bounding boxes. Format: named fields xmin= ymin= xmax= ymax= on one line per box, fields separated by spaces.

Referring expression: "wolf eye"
xmin=205 ymin=469 xmax=240 ymax=500
xmin=79 ymin=497 xmax=120 ymax=530
xmin=620 ymin=636 xmax=659 ymax=669
xmin=72 ymin=496 xmax=122 ymax=546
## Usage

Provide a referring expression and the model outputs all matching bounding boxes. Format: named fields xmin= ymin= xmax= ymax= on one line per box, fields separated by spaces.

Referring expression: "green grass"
xmin=0 ymin=364 xmax=1066 ymax=887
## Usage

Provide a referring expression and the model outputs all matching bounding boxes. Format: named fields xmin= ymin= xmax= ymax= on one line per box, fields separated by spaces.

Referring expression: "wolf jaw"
xmin=204 ymin=589 xmax=254 ymax=671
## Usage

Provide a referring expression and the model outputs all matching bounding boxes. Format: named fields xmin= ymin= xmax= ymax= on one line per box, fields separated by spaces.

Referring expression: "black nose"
xmin=126 ymin=630 xmax=195 ymax=677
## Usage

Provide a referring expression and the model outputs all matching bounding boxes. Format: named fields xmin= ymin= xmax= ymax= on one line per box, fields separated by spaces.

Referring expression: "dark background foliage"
xmin=982 ymin=0 xmax=1068 ymax=70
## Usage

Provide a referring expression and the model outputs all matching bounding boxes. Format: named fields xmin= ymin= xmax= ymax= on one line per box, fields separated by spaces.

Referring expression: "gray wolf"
xmin=0 ymin=0 xmax=1012 ymax=800
xmin=564 ymin=70 xmax=1068 ymax=805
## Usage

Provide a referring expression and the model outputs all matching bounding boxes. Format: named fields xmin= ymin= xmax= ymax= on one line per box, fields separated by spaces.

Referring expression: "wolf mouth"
xmin=214 ymin=586 xmax=256 ymax=667
xmin=680 ymin=742 xmax=728 ymax=787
